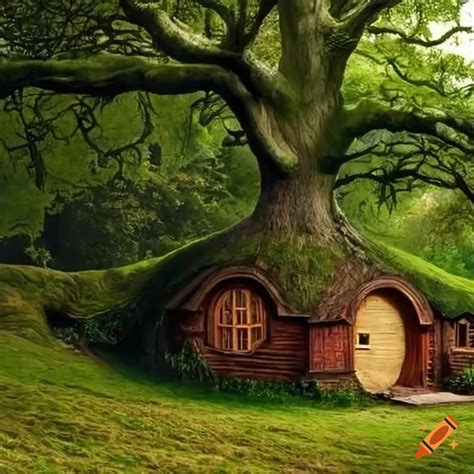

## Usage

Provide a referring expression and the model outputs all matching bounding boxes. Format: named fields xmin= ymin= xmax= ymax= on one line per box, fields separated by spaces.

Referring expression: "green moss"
xmin=371 ymin=240 xmax=474 ymax=318
xmin=0 ymin=255 xmax=166 ymax=342
xmin=145 ymin=226 xmax=348 ymax=313
xmin=1 ymin=222 xmax=471 ymax=346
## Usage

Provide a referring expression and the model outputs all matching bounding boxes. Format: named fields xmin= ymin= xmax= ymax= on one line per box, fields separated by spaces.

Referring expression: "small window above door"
xmin=356 ymin=332 xmax=371 ymax=349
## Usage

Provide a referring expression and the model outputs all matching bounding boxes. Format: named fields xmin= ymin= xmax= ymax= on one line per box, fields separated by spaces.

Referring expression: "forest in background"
xmin=0 ymin=0 xmax=472 ymax=280
xmin=0 ymin=90 xmax=472 ymax=278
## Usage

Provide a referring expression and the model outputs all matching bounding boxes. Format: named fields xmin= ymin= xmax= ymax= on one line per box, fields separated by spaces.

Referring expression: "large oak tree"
xmin=0 ymin=1 xmax=472 ymax=356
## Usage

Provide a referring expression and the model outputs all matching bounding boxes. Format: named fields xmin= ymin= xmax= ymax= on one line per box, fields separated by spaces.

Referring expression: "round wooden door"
xmin=354 ymin=292 xmax=406 ymax=393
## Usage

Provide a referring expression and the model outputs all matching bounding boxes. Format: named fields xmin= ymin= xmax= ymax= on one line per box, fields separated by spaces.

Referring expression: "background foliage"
xmin=0 ymin=91 xmax=471 ymax=277
xmin=0 ymin=0 xmax=472 ymax=279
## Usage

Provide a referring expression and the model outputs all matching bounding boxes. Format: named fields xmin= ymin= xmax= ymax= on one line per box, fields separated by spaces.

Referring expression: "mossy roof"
xmin=370 ymin=240 xmax=474 ymax=319
xmin=0 ymin=226 xmax=472 ymax=347
xmin=157 ymin=230 xmax=474 ymax=321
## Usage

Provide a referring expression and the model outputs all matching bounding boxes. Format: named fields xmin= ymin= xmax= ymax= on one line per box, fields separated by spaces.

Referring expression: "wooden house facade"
xmin=165 ymin=265 xmax=474 ymax=393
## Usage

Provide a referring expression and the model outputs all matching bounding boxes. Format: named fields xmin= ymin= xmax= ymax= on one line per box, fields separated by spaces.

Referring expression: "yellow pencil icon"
xmin=416 ymin=416 xmax=459 ymax=459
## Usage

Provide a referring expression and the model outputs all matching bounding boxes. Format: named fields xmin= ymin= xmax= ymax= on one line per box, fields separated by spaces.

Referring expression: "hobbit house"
xmin=162 ymin=265 xmax=473 ymax=394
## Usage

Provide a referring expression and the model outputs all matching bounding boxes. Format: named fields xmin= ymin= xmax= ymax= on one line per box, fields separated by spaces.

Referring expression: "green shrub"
xmin=448 ymin=368 xmax=474 ymax=395
xmin=320 ymin=383 xmax=368 ymax=407
xmin=165 ymin=342 xmax=216 ymax=383
xmin=49 ymin=304 xmax=138 ymax=349
xmin=25 ymin=243 xmax=52 ymax=268
xmin=217 ymin=378 xmax=308 ymax=401
xmin=82 ymin=304 xmax=138 ymax=346
xmin=52 ymin=324 xmax=82 ymax=347
xmin=217 ymin=378 xmax=370 ymax=407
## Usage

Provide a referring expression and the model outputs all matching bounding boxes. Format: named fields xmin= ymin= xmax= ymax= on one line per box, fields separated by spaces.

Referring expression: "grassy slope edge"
xmin=1 ymin=330 xmax=474 ymax=472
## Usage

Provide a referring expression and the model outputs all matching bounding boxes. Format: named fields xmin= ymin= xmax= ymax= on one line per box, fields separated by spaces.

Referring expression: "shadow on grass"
xmin=91 ymin=345 xmax=377 ymax=412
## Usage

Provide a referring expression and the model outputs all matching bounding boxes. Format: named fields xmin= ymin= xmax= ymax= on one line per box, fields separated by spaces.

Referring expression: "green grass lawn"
xmin=1 ymin=332 xmax=473 ymax=473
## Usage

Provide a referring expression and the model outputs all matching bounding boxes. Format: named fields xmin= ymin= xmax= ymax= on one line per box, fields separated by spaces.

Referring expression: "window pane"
xmin=211 ymin=287 xmax=267 ymax=352
xmin=358 ymin=333 xmax=370 ymax=346
xmin=237 ymin=328 xmax=248 ymax=351
xmin=223 ymin=327 xmax=232 ymax=350
xmin=237 ymin=309 xmax=247 ymax=325
xmin=223 ymin=310 xmax=232 ymax=325
xmin=223 ymin=293 xmax=232 ymax=324
xmin=251 ymin=299 xmax=257 ymax=324
xmin=458 ymin=324 xmax=468 ymax=347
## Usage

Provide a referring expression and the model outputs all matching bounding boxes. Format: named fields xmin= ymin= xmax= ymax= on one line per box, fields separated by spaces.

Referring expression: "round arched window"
xmin=208 ymin=287 xmax=267 ymax=353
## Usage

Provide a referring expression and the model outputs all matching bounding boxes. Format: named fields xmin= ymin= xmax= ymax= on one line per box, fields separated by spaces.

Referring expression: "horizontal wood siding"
xmin=202 ymin=317 xmax=306 ymax=381
xmin=448 ymin=350 xmax=474 ymax=375
xmin=445 ymin=316 xmax=474 ymax=377
xmin=309 ymin=323 xmax=351 ymax=372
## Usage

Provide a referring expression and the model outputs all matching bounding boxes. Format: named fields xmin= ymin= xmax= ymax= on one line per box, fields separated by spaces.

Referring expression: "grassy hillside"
xmin=1 ymin=331 xmax=474 ymax=473
xmin=372 ymin=240 xmax=474 ymax=318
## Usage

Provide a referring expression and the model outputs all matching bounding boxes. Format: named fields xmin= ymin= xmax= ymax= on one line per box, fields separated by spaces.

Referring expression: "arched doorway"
xmin=351 ymin=279 xmax=433 ymax=394
xmin=354 ymin=291 xmax=406 ymax=392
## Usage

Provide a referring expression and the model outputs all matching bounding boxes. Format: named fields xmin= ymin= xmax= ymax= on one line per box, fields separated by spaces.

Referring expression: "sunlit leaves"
xmin=380 ymin=0 xmax=467 ymax=34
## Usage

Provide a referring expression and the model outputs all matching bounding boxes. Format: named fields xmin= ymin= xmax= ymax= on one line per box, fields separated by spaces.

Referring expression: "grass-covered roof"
xmin=0 ymin=225 xmax=472 ymax=346
xmin=371 ymin=240 xmax=474 ymax=319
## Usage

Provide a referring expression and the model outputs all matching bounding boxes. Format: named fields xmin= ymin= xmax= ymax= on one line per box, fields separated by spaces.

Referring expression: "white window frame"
xmin=355 ymin=332 xmax=371 ymax=350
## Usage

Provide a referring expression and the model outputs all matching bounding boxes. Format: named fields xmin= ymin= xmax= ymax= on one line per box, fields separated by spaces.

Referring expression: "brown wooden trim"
xmin=308 ymin=317 xmax=347 ymax=325
xmin=347 ymin=275 xmax=434 ymax=326
xmin=203 ymin=340 xmax=266 ymax=357
xmin=349 ymin=324 xmax=355 ymax=370
xmin=455 ymin=319 xmax=471 ymax=348
xmin=165 ymin=265 xmax=296 ymax=316
xmin=207 ymin=286 xmax=268 ymax=353
xmin=450 ymin=348 xmax=474 ymax=355
xmin=308 ymin=369 xmax=355 ymax=374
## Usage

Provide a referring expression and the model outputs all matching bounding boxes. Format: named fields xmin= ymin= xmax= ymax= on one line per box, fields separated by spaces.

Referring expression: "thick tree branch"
xmin=119 ymin=0 xmax=239 ymax=64
xmin=195 ymin=0 xmax=235 ymax=33
xmin=0 ymin=54 xmax=296 ymax=177
xmin=330 ymin=0 xmax=357 ymax=18
xmin=0 ymin=56 xmax=237 ymax=99
xmin=339 ymin=0 xmax=402 ymax=38
xmin=195 ymin=0 xmax=276 ymax=52
xmin=343 ymin=100 xmax=474 ymax=154
xmin=367 ymin=25 xmax=473 ymax=47
xmin=119 ymin=0 xmax=284 ymax=101
xmin=243 ymin=0 xmax=277 ymax=46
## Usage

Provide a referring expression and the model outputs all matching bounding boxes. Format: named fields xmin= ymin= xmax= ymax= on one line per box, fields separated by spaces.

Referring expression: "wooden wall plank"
xmin=201 ymin=317 xmax=307 ymax=381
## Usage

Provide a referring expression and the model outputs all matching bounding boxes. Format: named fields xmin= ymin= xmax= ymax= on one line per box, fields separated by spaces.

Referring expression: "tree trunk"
xmin=252 ymin=172 xmax=340 ymax=243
